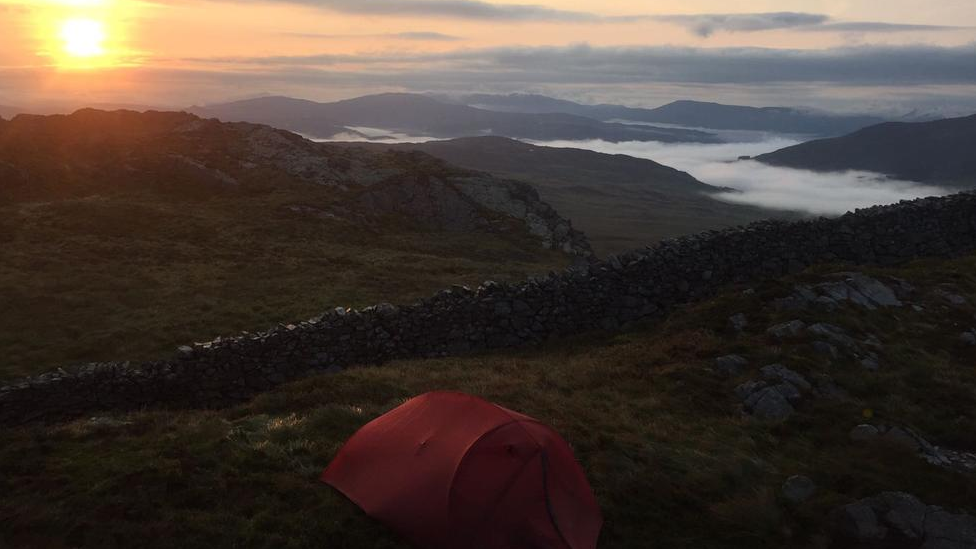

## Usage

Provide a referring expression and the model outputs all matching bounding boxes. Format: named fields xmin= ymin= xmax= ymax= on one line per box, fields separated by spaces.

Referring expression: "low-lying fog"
xmin=528 ymin=137 xmax=949 ymax=216
xmin=319 ymin=129 xmax=949 ymax=216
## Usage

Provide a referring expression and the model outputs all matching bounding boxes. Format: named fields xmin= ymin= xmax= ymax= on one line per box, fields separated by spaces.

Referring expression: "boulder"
xmin=782 ymin=475 xmax=817 ymax=503
xmin=808 ymin=323 xmax=859 ymax=349
xmin=761 ymin=364 xmax=812 ymax=392
xmin=767 ymin=320 xmax=806 ymax=339
xmin=728 ymin=313 xmax=749 ymax=333
xmin=935 ymin=290 xmax=968 ymax=307
xmin=883 ymin=427 xmax=922 ymax=452
xmin=772 ymin=382 xmax=803 ymax=404
xmin=831 ymin=492 xmax=976 ymax=549
xmin=850 ymin=424 xmax=881 ymax=442
xmin=715 ymin=354 xmax=749 ymax=377
xmin=845 ymin=273 xmax=903 ymax=308
xmin=861 ymin=357 xmax=881 ymax=371
xmin=748 ymin=387 xmax=795 ymax=422
xmin=734 ymin=380 xmax=766 ymax=401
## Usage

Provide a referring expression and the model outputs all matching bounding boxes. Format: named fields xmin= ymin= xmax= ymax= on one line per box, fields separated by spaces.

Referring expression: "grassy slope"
xmin=2 ymin=255 xmax=974 ymax=549
xmin=365 ymin=138 xmax=787 ymax=256
xmin=0 ymin=188 xmax=568 ymax=380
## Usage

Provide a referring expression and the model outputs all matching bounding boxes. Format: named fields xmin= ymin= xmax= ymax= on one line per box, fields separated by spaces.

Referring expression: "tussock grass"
xmin=0 ymin=189 xmax=568 ymax=380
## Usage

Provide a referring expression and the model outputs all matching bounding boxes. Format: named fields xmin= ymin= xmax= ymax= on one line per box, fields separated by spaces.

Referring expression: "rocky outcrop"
xmin=2 ymin=192 xmax=976 ymax=426
xmin=831 ymin=492 xmax=976 ymax=548
xmin=774 ymin=273 xmax=909 ymax=311
xmin=849 ymin=424 xmax=976 ymax=475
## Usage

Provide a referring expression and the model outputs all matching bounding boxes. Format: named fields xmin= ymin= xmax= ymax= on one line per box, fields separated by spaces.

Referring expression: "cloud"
xmin=653 ymin=11 xmax=965 ymax=37
xmin=391 ymin=31 xmax=462 ymax=41
xmin=193 ymin=43 xmax=976 ymax=86
xmin=249 ymin=0 xmax=599 ymax=21
xmin=808 ymin=22 xmax=967 ymax=33
xmin=6 ymin=43 xmax=976 ymax=114
xmin=285 ymin=31 xmax=462 ymax=41
xmin=527 ymin=138 xmax=949 ymax=215
xmin=653 ymin=12 xmax=829 ymax=38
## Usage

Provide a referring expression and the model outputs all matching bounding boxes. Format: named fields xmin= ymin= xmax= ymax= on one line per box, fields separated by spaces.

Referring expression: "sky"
xmin=1 ymin=0 xmax=976 ymax=112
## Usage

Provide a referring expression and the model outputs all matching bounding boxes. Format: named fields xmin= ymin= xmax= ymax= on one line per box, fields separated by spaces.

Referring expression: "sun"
xmin=60 ymin=18 xmax=107 ymax=58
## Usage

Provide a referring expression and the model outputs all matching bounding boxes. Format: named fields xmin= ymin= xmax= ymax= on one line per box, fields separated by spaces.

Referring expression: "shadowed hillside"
xmin=756 ymin=114 xmax=976 ymax=188
xmin=347 ymin=136 xmax=792 ymax=254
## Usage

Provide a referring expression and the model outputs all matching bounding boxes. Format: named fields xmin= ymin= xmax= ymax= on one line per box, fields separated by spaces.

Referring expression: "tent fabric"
xmin=321 ymin=391 xmax=603 ymax=549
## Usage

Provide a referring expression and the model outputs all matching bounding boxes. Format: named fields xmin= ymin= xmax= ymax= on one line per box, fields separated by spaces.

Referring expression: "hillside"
xmin=2 ymin=252 xmax=974 ymax=548
xmin=188 ymin=94 xmax=720 ymax=143
xmin=449 ymin=94 xmax=886 ymax=136
xmin=347 ymin=136 xmax=788 ymax=254
xmin=756 ymin=114 xmax=976 ymax=188
xmin=0 ymin=109 xmax=584 ymax=378
xmin=0 ymin=105 xmax=23 ymax=120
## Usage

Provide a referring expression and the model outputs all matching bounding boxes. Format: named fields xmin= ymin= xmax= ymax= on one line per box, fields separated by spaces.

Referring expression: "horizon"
xmin=2 ymin=1 xmax=976 ymax=114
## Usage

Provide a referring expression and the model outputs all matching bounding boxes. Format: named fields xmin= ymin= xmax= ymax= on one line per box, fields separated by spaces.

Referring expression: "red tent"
xmin=322 ymin=391 xmax=603 ymax=549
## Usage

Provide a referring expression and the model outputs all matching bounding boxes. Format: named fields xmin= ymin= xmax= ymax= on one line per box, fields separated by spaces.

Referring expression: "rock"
xmin=845 ymin=273 xmax=903 ymax=308
xmin=811 ymin=340 xmax=840 ymax=360
xmin=715 ymin=354 xmax=749 ymax=377
xmin=935 ymin=290 xmax=968 ymax=307
xmin=861 ymin=357 xmax=881 ymax=371
xmin=805 ymin=274 xmax=903 ymax=311
xmin=728 ymin=313 xmax=749 ymax=333
xmin=883 ymin=426 xmax=922 ymax=452
xmin=734 ymin=380 xmax=766 ymax=401
xmin=961 ymin=331 xmax=976 ymax=346
xmin=925 ymin=507 xmax=976 ymax=547
xmin=760 ymin=364 xmax=812 ymax=392
xmin=88 ymin=416 xmax=132 ymax=428
xmin=863 ymin=335 xmax=884 ymax=349
xmin=748 ymin=387 xmax=795 ymax=421
xmin=177 ymin=345 xmax=194 ymax=356
xmin=772 ymin=382 xmax=803 ymax=404
xmin=493 ymin=301 xmax=513 ymax=316
xmin=782 ymin=475 xmax=817 ymax=503
xmin=808 ymin=323 xmax=859 ymax=348
xmin=850 ymin=424 xmax=881 ymax=442
xmin=815 ymin=295 xmax=841 ymax=310
xmin=831 ymin=492 xmax=976 ymax=549
xmin=873 ymin=492 xmax=928 ymax=541
xmin=767 ymin=320 xmax=806 ymax=340
xmin=834 ymin=501 xmax=889 ymax=543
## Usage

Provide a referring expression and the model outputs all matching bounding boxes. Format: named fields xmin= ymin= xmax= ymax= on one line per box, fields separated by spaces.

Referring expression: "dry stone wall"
xmin=3 ymin=193 xmax=976 ymax=426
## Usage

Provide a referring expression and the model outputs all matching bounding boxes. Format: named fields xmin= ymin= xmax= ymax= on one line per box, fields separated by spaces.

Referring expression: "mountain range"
xmin=756 ymin=114 xmax=976 ymax=188
xmin=346 ymin=136 xmax=788 ymax=254
xmin=445 ymin=93 xmax=889 ymax=137
xmin=187 ymin=94 xmax=719 ymax=143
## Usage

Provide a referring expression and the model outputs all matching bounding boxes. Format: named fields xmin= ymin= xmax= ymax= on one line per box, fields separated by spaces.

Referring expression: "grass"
xmin=2 ymin=255 xmax=975 ymax=548
xmin=0 ymin=187 xmax=569 ymax=380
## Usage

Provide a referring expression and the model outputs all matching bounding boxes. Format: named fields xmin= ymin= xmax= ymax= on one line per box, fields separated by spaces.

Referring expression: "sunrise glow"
xmin=60 ymin=18 xmax=106 ymax=58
